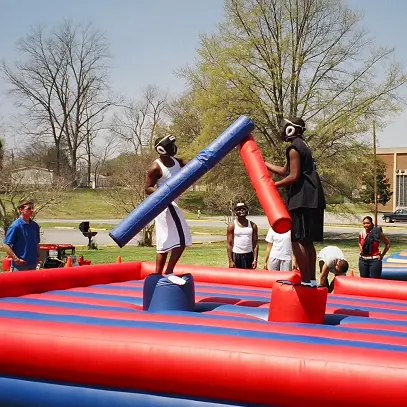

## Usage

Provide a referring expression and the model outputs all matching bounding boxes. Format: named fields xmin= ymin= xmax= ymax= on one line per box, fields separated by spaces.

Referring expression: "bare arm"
xmin=358 ymin=233 xmax=363 ymax=253
xmin=264 ymin=161 xmax=287 ymax=177
xmin=3 ymin=244 xmax=26 ymax=265
xmin=251 ymin=222 xmax=259 ymax=269
xmin=145 ymin=163 xmax=162 ymax=196
xmin=319 ymin=263 xmax=330 ymax=286
xmin=176 ymin=157 xmax=189 ymax=167
xmin=227 ymin=223 xmax=235 ymax=268
xmin=292 ymin=252 xmax=298 ymax=270
xmin=264 ymin=242 xmax=272 ymax=269
xmin=274 ymin=149 xmax=301 ymax=188
xmin=380 ymin=232 xmax=391 ymax=259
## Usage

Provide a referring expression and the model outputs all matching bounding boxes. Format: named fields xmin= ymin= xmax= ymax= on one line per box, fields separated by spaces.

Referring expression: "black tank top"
xmin=286 ymin=137 xmax=326 ymax=210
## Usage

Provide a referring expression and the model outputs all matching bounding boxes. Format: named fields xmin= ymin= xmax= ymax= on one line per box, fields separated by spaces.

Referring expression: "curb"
xmin=326 ymin=224 xmax=407 ymax=231
xmin=192 ymin=240 xmax=226 ymax=245
xmin=53 ymin=226 xmax=75 ymax=230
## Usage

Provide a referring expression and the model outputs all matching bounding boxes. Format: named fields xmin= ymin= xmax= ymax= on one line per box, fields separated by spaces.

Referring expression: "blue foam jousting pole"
xmin=109 ymin=116 xmax=255 ymax=247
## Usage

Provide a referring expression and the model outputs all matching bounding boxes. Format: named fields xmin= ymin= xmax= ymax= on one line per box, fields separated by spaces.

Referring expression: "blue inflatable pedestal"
xmin=143 ymin=274 xmax=195 ymax=312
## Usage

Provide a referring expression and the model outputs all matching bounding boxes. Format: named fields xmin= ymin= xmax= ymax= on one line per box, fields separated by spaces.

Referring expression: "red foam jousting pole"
xmin=239 ymin=134 xmax=292 ymax=233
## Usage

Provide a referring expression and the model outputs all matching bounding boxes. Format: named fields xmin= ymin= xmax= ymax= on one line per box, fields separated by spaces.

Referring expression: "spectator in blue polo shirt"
xmin=3 ymin=199 xmax=40 ymax=271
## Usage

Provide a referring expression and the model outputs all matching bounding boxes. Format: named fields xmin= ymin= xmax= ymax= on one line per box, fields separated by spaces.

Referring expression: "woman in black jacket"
xmin=358 ymin=216 xmax=391 ymax=278
xmin=265 ymin=117 xmax=326 ymax=286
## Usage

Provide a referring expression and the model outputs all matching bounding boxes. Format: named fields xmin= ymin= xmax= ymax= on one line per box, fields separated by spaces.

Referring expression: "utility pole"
xmin=373 ymin=121 xmax=378 ymax=225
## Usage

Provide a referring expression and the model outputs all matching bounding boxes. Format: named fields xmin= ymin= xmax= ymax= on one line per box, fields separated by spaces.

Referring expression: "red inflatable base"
xmin=269 ymin=281 xmax=328 ymax=324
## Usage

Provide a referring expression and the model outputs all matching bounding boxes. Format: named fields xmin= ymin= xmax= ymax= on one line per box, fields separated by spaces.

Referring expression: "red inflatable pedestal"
xmin=268 ymin=281 xmax=328 ymax=324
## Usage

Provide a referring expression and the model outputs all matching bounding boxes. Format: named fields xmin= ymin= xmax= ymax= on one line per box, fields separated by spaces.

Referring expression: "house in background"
xmin=11 ymin=167 xmax=54 ymax=186
xmin=377 ymin=147 xmax=407 ymax=211
xmin=77 ymin=171 xmax=111 ymax=188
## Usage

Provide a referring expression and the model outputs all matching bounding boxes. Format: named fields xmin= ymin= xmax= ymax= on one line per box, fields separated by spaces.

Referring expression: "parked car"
xmin=382 ymin=208 xmax=407 ymax=223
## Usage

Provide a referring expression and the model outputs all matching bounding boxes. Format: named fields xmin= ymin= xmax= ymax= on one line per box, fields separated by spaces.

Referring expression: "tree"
xmin=86 ymin=133 xmax=121 ymax=188
xmin=0 ymin=159 xmax=71 ymax=235
xmin=104 ymin=86 xmax=172 ymax=246
xmin=103 ymin=152 xmax=156 ymax=246
xmin=110 ymin=86 xmax=168 ymax=155
xmin=18 ymin=142 xmax=71 ymax=176
xmin=200 ymin=148 xmax=266 ymax=222
xmin=0 ymin=137 xmax=4 ymax=170
xmin=167 ymin=92 xmax=203 ymax=154
xmin=2 ymin=21 xmax=114 ymax=182
xmin=179 ymin=0 xmax=407 ymax=200
xmin=360 ymin=158 xmax=392 ymax=206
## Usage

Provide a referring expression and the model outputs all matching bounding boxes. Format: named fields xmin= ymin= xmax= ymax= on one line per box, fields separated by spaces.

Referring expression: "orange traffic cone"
xmin=65 ymin=257 xmax=72 ymax=268
xmin=350 ymin=269 xmax=355 ymax=277
xmin=117 ymin=256 xmax=122 ymax=263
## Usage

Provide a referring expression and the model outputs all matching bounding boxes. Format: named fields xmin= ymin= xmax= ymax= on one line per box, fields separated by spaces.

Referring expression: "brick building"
xmin=377 ymin=147 xmax=407 ymax=211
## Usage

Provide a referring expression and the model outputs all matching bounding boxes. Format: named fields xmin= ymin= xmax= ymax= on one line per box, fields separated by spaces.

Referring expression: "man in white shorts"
xmin=318 ymin=246 xmax=349 ymax=292
xmin=264 ymin=228 xmax=292 ymax=271
xmin=145 ymin=135 xmax=192 ymax=275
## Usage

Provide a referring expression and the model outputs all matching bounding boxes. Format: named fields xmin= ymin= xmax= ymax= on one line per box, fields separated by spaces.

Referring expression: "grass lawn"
xmin=17 ymin=189 xmax=375 ymax=220
xmin=34 ymin=189 xmax=205 ymax=220
xmin=76 ymin=243 xmax=229 ymax=268
xmin=1 ymin=236 xmax=406 ymax=279
xmin=75 ymin=236 xmax=407 ymax=278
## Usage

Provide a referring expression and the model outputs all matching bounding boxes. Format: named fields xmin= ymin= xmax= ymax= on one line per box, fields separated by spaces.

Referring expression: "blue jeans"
xmin=359 ymin=258 xmax=382 ymax=278
xmin=11 ymin=264 xmax=37 ymax=272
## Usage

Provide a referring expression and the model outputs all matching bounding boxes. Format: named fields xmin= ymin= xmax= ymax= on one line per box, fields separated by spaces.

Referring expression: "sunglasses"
xmin=24 ymin=206 xmax=34 ymax=211
xmin=235 ymin=207 xmax=248 ymax=213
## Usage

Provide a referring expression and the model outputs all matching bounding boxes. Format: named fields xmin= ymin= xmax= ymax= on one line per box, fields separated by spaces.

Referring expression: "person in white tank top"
xmin=227 ymin=202 xmax=259 ymax=269
xmin=145 ymin=135 xmax=192 ymax=275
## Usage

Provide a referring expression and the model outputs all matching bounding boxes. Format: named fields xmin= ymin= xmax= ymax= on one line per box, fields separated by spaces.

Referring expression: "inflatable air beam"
xmin=239 ymin=135 xmax=291 ymax=233
xmin=109 ymin=116 xmax=255 ymax=247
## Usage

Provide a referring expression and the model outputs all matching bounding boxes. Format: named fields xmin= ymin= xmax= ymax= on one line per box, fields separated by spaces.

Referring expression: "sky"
xmin=0 ymin=0 xmax=406 ymax=149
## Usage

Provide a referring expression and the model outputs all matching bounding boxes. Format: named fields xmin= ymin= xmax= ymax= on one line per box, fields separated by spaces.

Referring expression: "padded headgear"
xmin=154 ymin=135 xmax=177 ymax=156
xmin=280 ymin=118 xmax=306 ymax=141
xmin=234 ymin=202 xmax=249 ymax=216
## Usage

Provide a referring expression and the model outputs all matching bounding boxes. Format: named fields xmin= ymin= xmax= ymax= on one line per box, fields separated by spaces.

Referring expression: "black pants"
xmin=325 ymin=278 xmax=335 ymax=293
xmin=321 ymin=277 xmax=335 ymax=293
xmin=359 ymin=258 xmax=382 ymax=278
xmin=232 ymin=252 xmax=254 ymax=269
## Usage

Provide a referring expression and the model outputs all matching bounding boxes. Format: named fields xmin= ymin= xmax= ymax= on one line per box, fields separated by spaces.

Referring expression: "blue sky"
xmin=0 ymin=0 xmax=406 ymax=148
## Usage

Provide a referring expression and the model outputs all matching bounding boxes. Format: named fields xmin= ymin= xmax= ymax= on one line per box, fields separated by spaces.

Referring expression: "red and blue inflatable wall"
xmin=0 ymin=262 xmax=407 ymax=407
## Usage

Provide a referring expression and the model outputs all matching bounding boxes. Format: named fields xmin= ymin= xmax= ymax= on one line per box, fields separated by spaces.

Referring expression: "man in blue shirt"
xmin=3 ymin=200 xmax=40 ymax=271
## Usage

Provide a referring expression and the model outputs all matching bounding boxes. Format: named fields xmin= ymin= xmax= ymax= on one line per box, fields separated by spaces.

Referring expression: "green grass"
xmin=326 ymin=202 xmax=376 ymax=214
xmin=76 ymin=242 xmax=230 ymax=268
xmin=35 ymin=189 xmax=123 ymax=219
xmin=34 ymin=189 xmax=206 ymax=220
xmin=2 ymin=236 xmax=406 ymax=278
xmin=39 ymin=222 xmax=115 ymax=230
xmin=73 ymin=236 xmax=407 ymax=278
xmin=25 ymin=189 xmax=377 ymax=220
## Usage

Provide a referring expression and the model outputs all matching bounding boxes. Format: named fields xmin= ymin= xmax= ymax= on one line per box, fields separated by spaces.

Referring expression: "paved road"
xmin=40 ymin=228 xmax=226 ymax=246
xmin=37 ymin=212 xmax=407 ymax=228
xmin=37 ymin=214 xmax=407 ymax=246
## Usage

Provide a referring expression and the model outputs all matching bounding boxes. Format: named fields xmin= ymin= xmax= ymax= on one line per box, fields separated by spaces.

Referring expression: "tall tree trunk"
xmin=55 ymin=139 xmax=61 ymax=177
xmin=87 ymin=149 xmax=92 ymax=187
